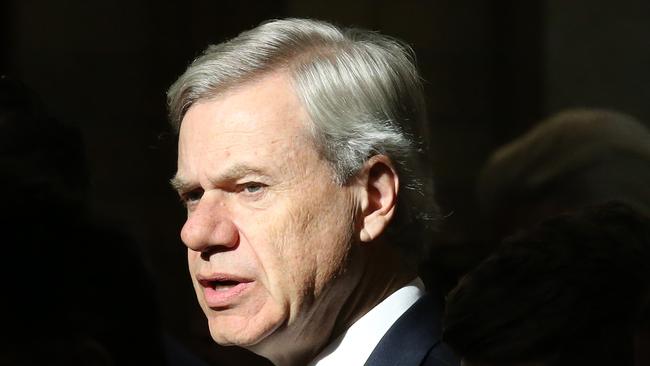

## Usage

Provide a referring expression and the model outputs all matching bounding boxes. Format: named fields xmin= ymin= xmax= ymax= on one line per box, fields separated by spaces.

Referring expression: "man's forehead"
xmin=179 ymin=73 xmax=311 ymax=139
xmin=173 ymin=70 xmax=329 ymax=187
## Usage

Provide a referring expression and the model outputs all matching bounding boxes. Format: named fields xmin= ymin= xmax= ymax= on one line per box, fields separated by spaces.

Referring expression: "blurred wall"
xmin=545 ymin=0 xmax=650 ymax=123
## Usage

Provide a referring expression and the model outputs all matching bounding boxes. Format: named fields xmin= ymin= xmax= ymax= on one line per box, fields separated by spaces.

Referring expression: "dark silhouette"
xmin=477 ymin=108 xmax=650 ymax=241
xmin=443 ymin=202 xmax=650 ymax=366
xmin=0 ymin=76 xmax=170 ymax=365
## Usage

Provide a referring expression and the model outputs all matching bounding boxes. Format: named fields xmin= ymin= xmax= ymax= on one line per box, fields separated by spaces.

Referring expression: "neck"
xmin=257 ymin=241 xmax=417 ymax=366
xmin=329 ymin=242 xmax=417 ymax=341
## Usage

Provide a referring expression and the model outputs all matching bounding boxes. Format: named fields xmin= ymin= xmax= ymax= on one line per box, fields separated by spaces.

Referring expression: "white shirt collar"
xmin=308 ymin=278 xmax=426 ymax=366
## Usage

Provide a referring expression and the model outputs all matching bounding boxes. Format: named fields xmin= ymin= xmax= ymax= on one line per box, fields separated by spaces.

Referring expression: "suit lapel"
xmin=363 ymin=293 xmax=446 ymax=366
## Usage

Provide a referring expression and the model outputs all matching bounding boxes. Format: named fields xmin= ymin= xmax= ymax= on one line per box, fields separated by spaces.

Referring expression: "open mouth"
xmin=197 ymin=276 xmax=253 ymax=307
xmin=198 ymin=275 xmax=253 ymax=291
xmin=202 ymin=279 xmax=241 ymax=291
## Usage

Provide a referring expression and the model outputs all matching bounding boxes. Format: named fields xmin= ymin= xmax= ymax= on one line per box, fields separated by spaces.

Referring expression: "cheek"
xmin=259 ymin=213 xmax=315 ymax=293
xmin=186 ymin=251 xmax=203 ymax=290
xmin=309 ymin=215 xmax=354 ymax=292
xmin=186 ymin=249 xmax=200 ymax=272
xmin=306 ymin=193 xmax=357 ymax=290
xmin=266 ymin=194 xmax=354 ymax=300
xmin=238 ymin=207 xmax=318 ymax=320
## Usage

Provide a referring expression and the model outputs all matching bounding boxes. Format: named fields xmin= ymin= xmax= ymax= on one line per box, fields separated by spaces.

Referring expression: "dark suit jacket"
xmin=364 ymin=293 xmax=459 ymax=366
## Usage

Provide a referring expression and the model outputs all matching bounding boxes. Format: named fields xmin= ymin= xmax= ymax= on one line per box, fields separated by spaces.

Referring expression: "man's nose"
xmin=180 ymin=199 xmax=239 ymax=253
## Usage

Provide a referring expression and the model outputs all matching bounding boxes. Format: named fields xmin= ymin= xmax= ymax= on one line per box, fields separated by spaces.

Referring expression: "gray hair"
xmin=167 ymin=18 xmax=438 ymax=262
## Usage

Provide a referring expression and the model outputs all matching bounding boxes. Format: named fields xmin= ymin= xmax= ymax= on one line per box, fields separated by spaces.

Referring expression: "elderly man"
xmin=167 ymin=18 xmax=456 ymax=366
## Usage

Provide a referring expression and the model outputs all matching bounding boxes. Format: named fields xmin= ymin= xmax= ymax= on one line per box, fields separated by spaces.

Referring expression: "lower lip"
xmin=202 ymin=281 xmax=253 ymax=308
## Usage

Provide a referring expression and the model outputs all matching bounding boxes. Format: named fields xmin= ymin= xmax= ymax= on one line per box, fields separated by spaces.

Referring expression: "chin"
xmin=206 ymin=309 xmax=285 ymax=348
xmin=209 ymin=331 xmax=266 ymax=347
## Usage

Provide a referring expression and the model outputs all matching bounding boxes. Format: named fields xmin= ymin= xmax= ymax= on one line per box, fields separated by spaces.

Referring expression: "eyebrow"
xmin=169 ymin=175 xmax=191 ymax=193
xmin=170 ymin=164 xmax=270 ymax=193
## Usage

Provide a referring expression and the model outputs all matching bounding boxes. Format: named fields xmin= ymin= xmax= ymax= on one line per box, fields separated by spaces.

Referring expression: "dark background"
xmin=3 ymin=1 xmax=650 ymax=365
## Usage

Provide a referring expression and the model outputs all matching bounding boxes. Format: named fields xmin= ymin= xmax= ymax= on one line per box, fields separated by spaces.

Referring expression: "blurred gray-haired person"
xmin=167 ymin=18 xmax=457 ymax=366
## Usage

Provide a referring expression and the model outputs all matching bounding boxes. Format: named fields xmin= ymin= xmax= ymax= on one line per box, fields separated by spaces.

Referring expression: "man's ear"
xmin=356 ymin=155 xmax=399 ymax=243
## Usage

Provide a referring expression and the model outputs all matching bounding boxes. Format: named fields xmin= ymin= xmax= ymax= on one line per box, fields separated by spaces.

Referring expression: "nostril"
xmin=200 ymin=249 xmax=212 ymax=261
xmin=199 ymin=241 xmax=240 ymax=260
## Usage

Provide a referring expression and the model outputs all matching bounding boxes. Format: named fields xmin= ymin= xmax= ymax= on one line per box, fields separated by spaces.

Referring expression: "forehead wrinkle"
xmin=176 ymin=71 xmax=328 ymax=188
xmin=210 ymin=163 xmax=271 ymax=183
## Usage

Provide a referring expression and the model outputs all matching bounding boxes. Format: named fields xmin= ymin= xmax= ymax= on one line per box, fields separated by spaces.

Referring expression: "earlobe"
xmin=357 ymin=155 xmax=399 ymax=243
xmin=360 ymin=228 xmax=372 ymax=242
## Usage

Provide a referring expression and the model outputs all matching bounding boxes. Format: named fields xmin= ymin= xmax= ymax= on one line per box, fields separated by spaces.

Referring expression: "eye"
xmin=241 ymin=182 xmax=266 ymax=195
xmin=180 ymin=188 xmax=204 ymax=206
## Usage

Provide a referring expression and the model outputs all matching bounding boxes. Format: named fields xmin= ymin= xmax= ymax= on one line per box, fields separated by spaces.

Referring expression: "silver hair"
xmin=167 ymin=18 xmax=438 ymax=262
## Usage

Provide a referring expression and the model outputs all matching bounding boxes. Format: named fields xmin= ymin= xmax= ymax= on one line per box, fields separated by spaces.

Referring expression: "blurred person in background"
xmin=477 ymin=108 xmax=650 ymax=241
xmin=0 ymin=76 xmax=175 ymax=366
xmin=443 ymin=202 xmax=650 ymax=366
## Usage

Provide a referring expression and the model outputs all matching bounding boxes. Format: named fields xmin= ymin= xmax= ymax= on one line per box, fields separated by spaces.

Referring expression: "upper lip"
xmin=196 ymin=273 xmax=253 ymax=287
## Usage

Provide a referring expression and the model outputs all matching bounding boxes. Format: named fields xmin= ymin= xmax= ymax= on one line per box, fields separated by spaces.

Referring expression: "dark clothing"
xmin=364 ymin=294 xmax=458 ymax=366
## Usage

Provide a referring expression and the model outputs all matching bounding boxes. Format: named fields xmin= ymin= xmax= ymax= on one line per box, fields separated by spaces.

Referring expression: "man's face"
xmin=174 ymin=72 xmax=360 ymax=351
